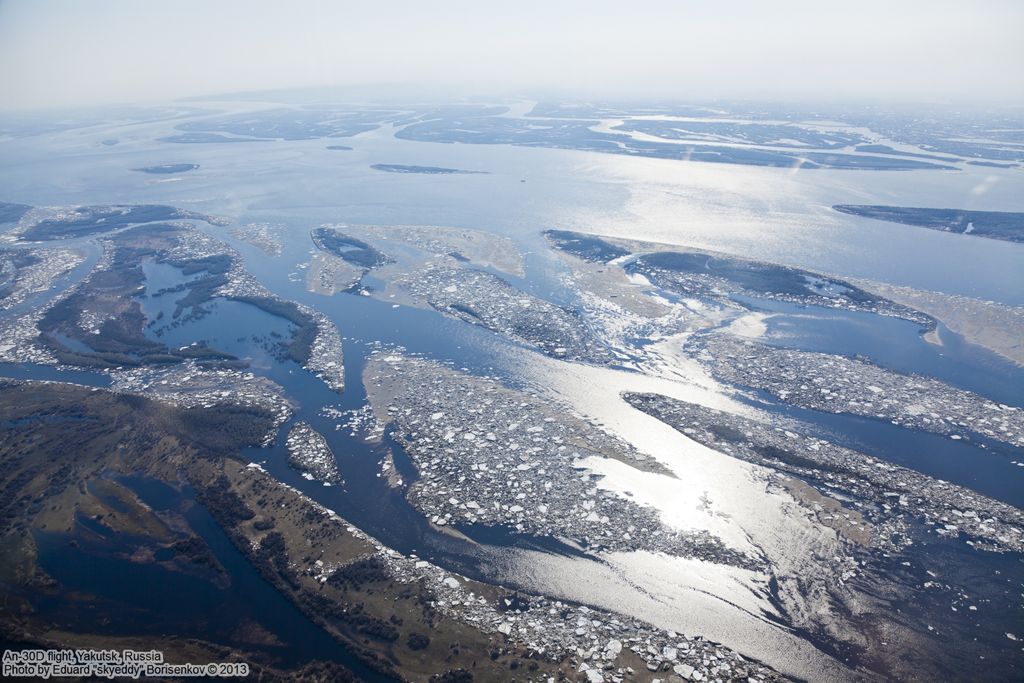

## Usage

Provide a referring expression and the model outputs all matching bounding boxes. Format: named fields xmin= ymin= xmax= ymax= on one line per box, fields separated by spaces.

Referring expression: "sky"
xmin=0 ymin=0 xmax=1022 ymax=109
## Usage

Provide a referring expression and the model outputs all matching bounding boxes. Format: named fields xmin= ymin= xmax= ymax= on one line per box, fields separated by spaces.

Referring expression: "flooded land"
xmin=0 ymin=97 xmax=1022 ymax=683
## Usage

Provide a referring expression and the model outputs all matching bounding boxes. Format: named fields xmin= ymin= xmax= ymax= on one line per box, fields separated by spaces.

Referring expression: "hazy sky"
xmin=1 ymin=0 xmax=1022 ymax=109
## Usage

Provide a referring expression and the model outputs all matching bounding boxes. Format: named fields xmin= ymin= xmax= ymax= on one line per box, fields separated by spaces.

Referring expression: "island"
xmin=133 ymin=163 xmax=200 ymax=174
xmin=834 ymin=204 xmax=1024 ymax=243
xmin=370 ymin=163 xmax=487 ymax=175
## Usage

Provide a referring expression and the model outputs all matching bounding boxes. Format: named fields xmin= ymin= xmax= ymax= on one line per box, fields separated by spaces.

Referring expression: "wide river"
xmin=1 ymin=101 xmax=1022 ymax=681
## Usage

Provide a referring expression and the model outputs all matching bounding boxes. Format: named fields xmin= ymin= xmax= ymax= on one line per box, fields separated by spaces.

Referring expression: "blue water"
xmin=743 ymin=391 xmax=1024 ymax=508
xmin=132 ymin=254 xmax=563 ymax=577
xmin=148 ymin=296 xmax=296 ymax=368
xmin=0 ymin=362 xmax=111 ymax=387
xmin=0 ymin=106 xmax=1021 ymax=677
xmin=0 ymin=242 xmax=103 ymax=319
xmin=711 ymin=293 xmax=1024 ymax=506
xmin=52 ymin=331 xmax=93 ymax=354
xmin=733 ymin=294 xmax=1024 ymax=407
xmin=33 ymin=475 xmax=394 ymax=680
